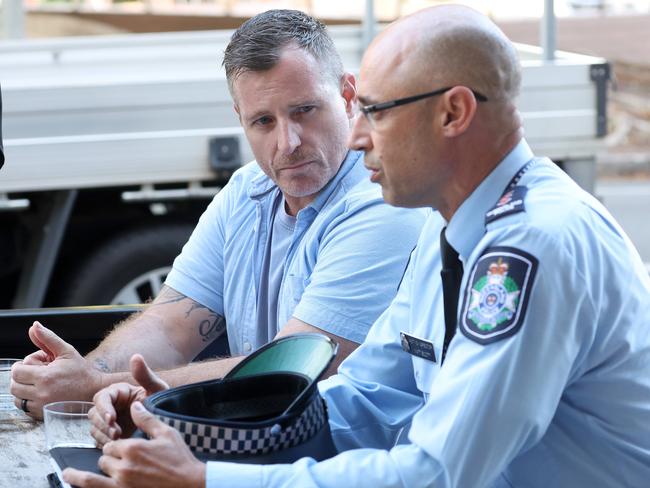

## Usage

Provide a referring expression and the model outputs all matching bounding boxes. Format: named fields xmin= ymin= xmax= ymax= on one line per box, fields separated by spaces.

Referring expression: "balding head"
xmin=349 ymin=5 xmax=524 ymax=217
xmin=369 ymin=4 xmax=521 ymax=104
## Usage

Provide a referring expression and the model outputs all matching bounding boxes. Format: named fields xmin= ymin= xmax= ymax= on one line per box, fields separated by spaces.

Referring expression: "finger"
xmin=12 ymin=397 xmax=43 ymax=420
xmin=130 ymin=354 xmax=169 ymax=394
xmin=92 ymin=384 xmax=138 ymax=437
xmin=92 ymin=388 xmax=119 ymax=425
xmin=9 ymin=381 xmax=45 ymax=419
xmin=30 ymin=321 xmax=77 ymax=358
xmin=9 ymin=361 xmax=37 ymax=385
xmin=89 ymin=405 xmax=110 ymax=431
xmin=130 ymin=401 xmax=169 ymax=439
xmin=89 ymin=407 xmax=115 ymax=441
xmin=97 ymin=453 xmax=126 ymax=480
xmin=89 ymin=407 xmax=121 ymax=443
xmin=10 ymin=366 xmax=48 ymax=419
xmin=90 ymin=424 xmax=115 ymax=449
xmin=9 ymin=378 xmax=39 ymax=399
xmin=63 ymin=468 xmax=116 ymax=488
xmin=22 ymin=350 xmax=52 ymax=365
xmin=102 ymin=440 xmax=128 ymax=459
xmin=9 ymin=362 xmax=53 ymax=396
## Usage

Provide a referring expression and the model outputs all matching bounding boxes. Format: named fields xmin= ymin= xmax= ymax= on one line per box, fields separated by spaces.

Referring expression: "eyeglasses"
xmin=357 ymin=86 xmax=488 ymax=127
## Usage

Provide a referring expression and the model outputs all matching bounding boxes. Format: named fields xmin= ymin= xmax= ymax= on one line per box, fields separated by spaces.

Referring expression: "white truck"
xmin=0 ymin=26 xmax=610 ymax=309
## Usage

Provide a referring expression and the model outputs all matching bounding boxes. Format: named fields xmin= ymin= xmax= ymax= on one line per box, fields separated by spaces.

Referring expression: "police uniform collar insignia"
xmin=485 ymin=186 xmax=528 ymax=224
xmin=459 ymin=246 xmax=538 ymax=344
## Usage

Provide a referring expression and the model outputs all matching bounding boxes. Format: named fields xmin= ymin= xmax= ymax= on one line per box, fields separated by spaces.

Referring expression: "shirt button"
xmin=243 ymin=342 xmax=252 ymax=353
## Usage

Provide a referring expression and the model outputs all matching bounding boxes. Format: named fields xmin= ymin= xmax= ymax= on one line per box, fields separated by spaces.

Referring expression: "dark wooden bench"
xmin=0 ymin=305 xmax=229 ymax=360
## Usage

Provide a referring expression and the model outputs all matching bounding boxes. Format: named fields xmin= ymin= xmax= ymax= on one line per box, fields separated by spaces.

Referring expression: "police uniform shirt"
xmin=205 ymin=139 xmax=650 ymax=487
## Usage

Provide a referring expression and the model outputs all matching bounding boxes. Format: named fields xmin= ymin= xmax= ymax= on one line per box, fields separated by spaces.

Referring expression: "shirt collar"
xmin=248 ymin=150 xmax=364 ymax=215
xmin=446 ymin=139 xmax=534 ymax=261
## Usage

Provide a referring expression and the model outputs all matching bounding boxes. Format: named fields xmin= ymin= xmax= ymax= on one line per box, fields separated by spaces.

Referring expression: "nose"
xmin=277 ymin=119 xmax=301 ymax=156
xmin=348 ymin=112 xmax=372 ymax=153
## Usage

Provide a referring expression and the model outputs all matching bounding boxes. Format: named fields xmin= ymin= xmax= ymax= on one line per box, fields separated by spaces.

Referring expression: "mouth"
xmin=365 ymin=164 xmax=382 ymax=183
xmin=278 ymin=160 xmax=314 ymax=171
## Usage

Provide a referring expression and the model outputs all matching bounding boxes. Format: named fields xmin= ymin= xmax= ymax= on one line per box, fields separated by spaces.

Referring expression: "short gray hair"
xmin=223 ymin=9 xmax=344 ymax=94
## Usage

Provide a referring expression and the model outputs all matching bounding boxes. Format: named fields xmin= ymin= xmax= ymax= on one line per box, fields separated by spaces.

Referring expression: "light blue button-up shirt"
xmin=166 ymin=150 xmax=426 ymax=355
xmin=205 ymin=140 xmax=650 ymax=487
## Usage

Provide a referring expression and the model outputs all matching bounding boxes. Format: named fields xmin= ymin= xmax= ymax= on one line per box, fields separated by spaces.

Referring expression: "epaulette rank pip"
xmin=485 ymin=186 xmax=528 ymax=225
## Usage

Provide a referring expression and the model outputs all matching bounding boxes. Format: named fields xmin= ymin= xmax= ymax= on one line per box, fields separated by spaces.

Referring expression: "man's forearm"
xmin=85 ymin=286 xmax=226 ymax=375
xmin=86 ymin=312 xmax=187 ymax=374
xmin=86 ymin=313 xmax=238 ymax=389
xmin=158 ymin=356 xmax=245 ymax=387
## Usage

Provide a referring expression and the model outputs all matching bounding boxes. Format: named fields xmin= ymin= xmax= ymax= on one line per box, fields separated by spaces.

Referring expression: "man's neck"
xmin=440 ymin=133 xmax=522 ymax=222
xmin=284 ymin=193 xmax=318 ymax=217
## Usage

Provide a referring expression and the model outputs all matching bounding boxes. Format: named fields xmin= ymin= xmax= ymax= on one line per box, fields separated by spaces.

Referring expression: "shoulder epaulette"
xmin=485 ymin=185 xmax=528 ymax=225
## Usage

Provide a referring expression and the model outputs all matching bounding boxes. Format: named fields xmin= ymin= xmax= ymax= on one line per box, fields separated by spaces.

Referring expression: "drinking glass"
xmin=0 ymin=358 xmax=21 ymax=412
xmin=43 ymin=401 xmax=95 ymax=449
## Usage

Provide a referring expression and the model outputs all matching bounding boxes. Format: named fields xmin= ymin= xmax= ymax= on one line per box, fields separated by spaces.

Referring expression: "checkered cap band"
xmin=157 ymin=394 xmax=328 ymax=456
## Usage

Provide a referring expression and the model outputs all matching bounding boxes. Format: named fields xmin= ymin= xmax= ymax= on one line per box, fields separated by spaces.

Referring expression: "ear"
xmin=340 ymin=73 xmax=357 ymax=119
xmin=439 ymin=86 xmax=478 ymax=138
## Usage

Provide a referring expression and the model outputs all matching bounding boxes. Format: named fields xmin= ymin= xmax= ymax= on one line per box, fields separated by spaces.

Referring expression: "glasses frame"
xmin=358 ymin=86 xmax=488 ymax=126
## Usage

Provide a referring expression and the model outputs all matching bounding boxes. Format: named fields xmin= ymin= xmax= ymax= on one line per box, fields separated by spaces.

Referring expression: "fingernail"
xmin=133 ymin=401 xmax=144 ymax=412
xmin=108 ymin=428 xmax=116 ymax=439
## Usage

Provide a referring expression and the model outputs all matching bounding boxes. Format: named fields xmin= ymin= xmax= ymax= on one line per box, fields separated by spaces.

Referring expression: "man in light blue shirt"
xmin=64 ymin=5 xmax=650 ymax=488
xmin=11 ymin=10 xmax=425 ymax=419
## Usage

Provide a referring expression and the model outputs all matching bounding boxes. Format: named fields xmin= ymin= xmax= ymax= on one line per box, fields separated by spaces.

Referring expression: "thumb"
xmin=29 ymin=322 xmax=76 ymax=358
xmin=130 ymin=401 xmax=167 ymax=439
xmin=130 ymin=354 xmax=169 ymax=395
xmin=28 ymin=322 xmax=55 ymax=360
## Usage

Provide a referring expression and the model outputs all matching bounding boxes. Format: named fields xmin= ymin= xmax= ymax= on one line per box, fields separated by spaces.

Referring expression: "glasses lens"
xmin=227 ymin=335 xmax=336 ymax=382
xmin=351 ymin=100 xmax=372 ymax=126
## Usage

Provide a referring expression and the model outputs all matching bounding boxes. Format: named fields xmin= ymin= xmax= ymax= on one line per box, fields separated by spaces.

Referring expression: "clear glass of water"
xmin=43 ymin=401 xmax=95 ymax=449
xmin=0 ymin=358 xmax=21 ymax=412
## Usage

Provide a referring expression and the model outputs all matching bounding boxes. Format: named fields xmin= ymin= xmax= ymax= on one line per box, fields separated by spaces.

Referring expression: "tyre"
xmin=62 ymin=224 xmax=193 ymax=306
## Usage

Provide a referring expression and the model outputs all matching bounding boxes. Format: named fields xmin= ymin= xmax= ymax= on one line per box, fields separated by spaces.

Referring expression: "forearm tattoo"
xmin=93 ymin=358 xmax=112 ymax=373
xmin=151 ymin=285 xmax=187 ymax=306
xmin=184 ymin=301 xmax=210 ymax=318
xmin=199 ymin=313 xmax=226 ymax=343
xmin=151 ymin=285 xmax=225 ymax=344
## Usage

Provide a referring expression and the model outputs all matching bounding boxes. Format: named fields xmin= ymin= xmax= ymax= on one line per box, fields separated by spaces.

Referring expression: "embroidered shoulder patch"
xmin=459 ymin=246 xmax=538 ymax=345
xmin=485 ymin=186 xmax=528 ymax=224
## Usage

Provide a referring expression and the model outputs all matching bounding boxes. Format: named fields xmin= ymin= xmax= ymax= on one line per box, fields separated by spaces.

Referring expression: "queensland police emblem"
xmin=460 ymin=246 xmax=538 ymax=345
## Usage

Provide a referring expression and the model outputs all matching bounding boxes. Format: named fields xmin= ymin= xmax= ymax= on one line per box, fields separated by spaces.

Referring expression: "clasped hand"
xmin=10 ymin=321 xmax=104 ymax=419
xmin=66 ymin=355 xmax=206 ymax=488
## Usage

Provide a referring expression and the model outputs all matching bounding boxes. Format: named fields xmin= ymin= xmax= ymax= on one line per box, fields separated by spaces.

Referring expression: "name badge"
xmin=400 ymin=332 xmax=436 ymax=362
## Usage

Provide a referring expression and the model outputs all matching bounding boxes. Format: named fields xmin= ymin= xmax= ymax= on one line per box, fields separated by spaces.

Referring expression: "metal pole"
xmin=541 ymin=0 xmax=556 ymax=61
xmin=1 ymin=0 xmax=25 ymax=39
xmin=362 ymin=0 xmax=376 ymax=51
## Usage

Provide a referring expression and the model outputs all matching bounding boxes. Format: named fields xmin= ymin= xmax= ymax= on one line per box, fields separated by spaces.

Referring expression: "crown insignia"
xmin=487 ymin=258 xmax=509 ymax=283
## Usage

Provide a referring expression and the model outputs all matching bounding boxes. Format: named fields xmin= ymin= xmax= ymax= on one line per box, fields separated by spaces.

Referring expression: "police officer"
xmin=65 ymin=5 xmax=650 ymax=487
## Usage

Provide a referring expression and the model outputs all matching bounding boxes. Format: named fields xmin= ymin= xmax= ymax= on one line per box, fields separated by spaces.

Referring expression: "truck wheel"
xmin=62 ymin=224 xmax=193 ymax=306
